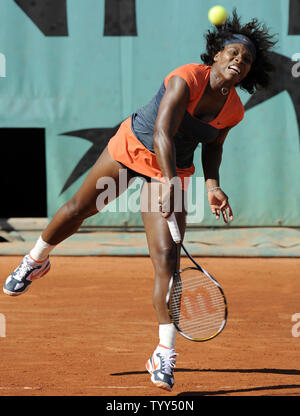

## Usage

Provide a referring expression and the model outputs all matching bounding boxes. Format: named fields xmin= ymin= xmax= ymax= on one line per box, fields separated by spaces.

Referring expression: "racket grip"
xmin=167 ymin=213 xmax=181 ymax=243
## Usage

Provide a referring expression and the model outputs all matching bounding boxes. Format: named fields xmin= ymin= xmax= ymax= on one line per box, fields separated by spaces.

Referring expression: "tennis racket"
xmin=166 ymin=213 xmax=228 ymax=342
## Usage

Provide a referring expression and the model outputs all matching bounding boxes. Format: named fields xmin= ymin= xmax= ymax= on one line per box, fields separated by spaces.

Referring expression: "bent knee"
xmin=64 ymin=197 xmax=97 ymax=220
xmin=151 ymin=244 xmax=177 ymax=275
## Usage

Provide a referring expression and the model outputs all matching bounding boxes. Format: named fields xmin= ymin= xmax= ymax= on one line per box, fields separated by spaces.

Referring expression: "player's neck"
xmin=210 ymin=68 xmax=232 ymax=96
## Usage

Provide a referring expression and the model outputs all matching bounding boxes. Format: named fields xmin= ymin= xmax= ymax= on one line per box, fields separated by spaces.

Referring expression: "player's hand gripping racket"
xmin=166 ymin=213 xmax=228 ymax=342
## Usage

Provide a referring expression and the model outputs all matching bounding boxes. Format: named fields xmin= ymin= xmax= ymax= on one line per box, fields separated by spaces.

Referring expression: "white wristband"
xmin=207 ymin=186 xmax=221 ymax=192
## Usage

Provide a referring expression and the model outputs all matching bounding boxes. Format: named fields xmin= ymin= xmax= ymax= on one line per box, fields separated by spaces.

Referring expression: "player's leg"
xmin=3 ymin=146 xmax=135 ymax=296
xmin=41 ymin=146 xmax=131 ymax=245
xmin=140 ymin=180 xmax=187 ymax=323
xmin=140 ymin=180 xmax=187 ymax=391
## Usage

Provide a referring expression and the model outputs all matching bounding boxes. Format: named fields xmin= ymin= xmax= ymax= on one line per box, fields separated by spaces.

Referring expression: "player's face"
xmin=214 ymin=43 xmax=253 ymax=84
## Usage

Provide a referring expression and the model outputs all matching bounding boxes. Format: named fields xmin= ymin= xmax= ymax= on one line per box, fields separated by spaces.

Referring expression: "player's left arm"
xmin=201 ymin=127 xmax=233 ymax=223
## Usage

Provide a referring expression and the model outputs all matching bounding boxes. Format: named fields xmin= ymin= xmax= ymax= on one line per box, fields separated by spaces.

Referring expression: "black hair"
xmin=200 ymin=8 xmax=278 ymax=94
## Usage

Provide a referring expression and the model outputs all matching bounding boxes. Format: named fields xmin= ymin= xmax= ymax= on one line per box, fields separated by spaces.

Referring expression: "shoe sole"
xmin=145 ymin=360 xmax=172 ymax=392
xmin=3 ymin=264 xmax=51 ymax=296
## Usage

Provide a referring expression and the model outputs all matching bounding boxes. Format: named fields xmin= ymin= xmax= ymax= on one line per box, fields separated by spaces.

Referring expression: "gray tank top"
xmin=131 ymin=82 xmax=220 ymax=169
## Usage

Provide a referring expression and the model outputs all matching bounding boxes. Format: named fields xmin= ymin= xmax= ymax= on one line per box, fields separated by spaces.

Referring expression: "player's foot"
xmin=3 ymin=254 xmax=50 ymax=296
xmin=146 ymin=344 xmax=178 ymax=391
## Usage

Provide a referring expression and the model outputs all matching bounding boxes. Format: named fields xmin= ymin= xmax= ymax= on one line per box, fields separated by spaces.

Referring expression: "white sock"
xmin=158 ymin=323 xmax=177 ymax=350
xmin=29 ymin=236 xmax=55 ymax=262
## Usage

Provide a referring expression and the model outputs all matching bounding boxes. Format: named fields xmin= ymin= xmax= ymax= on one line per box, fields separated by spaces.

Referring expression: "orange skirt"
xmin=107 ymin=117 xmax=195 ymax=191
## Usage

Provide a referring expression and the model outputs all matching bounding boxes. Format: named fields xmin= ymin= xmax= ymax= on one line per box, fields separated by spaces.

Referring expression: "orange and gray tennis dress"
xmin=108 ymin=63 xmax=244 ymax=190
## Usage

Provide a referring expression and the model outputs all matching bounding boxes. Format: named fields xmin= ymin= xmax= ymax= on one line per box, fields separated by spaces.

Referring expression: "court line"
xmin=0 ymin=385 xmax=147 ymax=390
xmin=87 ymin=386 xmax=147 ymax=389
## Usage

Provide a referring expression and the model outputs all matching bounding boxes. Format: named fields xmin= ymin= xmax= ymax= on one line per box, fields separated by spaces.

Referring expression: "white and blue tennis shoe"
xmin=3 ymin=254 xmax=50 ymax=296
xmin=146 ymin=344 xmax=178 ymax=391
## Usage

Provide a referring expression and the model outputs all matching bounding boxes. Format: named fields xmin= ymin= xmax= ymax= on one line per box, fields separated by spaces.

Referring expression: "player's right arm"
xmin=153 ymin=76 xmax=189 ymax=181
xmin=153 ymin=76 xmax=190 ymax=217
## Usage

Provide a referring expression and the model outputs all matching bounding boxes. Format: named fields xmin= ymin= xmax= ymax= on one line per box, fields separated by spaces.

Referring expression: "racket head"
xmin=167 ymin=266 xmax=228 ymax=342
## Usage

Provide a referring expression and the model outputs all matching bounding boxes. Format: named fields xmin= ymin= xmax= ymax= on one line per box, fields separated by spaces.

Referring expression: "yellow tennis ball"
xmin=208 ymin=5 xmax=228 ymax=26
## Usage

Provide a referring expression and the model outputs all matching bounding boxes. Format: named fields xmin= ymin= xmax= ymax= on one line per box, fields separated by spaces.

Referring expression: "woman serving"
xmin=3 ymin=10 xmax=276 ymax=392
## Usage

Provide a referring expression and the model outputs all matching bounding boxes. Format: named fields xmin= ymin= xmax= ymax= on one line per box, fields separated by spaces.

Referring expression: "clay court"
xmin=1 ymin=255 xmax=300 ymax=397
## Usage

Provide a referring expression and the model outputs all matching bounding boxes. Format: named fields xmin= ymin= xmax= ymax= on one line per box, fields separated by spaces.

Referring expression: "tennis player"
xmin=3 ymin=10 xmax=276 ymax=391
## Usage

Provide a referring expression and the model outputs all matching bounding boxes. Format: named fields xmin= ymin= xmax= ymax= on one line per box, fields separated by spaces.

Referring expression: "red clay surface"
xmin=0 ymin=256 xmax=300 ymax=396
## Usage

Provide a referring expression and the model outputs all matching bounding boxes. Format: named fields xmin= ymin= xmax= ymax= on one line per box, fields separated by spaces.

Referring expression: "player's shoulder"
xmin=167 ymin=63 xmax=210 ymax=78
xmin=164 ymin=63 xmax=210 ymax=91
xmin=173 ymin=62 xmax=209 ymax=71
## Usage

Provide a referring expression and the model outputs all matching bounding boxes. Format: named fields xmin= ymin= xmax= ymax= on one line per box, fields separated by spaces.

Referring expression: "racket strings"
xmin=169 ymin=269 xmax=226 ymax=340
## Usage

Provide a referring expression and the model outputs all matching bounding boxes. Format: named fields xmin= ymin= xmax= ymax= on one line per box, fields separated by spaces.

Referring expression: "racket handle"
xmin=166 ymin=213 xmax=182 ymax=243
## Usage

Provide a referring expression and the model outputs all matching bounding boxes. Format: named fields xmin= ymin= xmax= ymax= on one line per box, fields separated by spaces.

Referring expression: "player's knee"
xmin=153 ymin=244 xmax=177 ymax=275
xmin=64 ymin=197 xmax=96 ymax=221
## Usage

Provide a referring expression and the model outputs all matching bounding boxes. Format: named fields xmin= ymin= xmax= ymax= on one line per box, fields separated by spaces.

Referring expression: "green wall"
xmin=1 ymin=0 xmax=299 ymax=227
